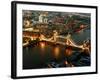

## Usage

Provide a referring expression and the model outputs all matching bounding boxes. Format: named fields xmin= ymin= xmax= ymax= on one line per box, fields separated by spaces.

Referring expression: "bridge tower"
xmin=66 ymin=33 xmax=72 ymax=45
xmin=53 ymin=30 xmax=58 ymax=42
xmin=39 ymin=34 xmax=45 ymax=41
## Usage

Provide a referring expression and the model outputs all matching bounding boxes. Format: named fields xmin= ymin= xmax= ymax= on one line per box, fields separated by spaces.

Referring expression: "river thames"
xmin=23 ymin=29 xmax=90 ymax=69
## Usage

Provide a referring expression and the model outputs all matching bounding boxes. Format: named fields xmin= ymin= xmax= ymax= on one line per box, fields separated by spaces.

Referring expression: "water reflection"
xmin=65 ymin=48 xmax=72 ymax=56
xmin=53 ymin=46 xmax=60 ymax=59
xmin=39 ymin=42 xmax=45 ymax=51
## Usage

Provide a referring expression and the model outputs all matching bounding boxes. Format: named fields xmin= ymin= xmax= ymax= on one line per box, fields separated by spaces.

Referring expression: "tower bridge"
xmin=23 ymin=30 xmax=90 ymax=52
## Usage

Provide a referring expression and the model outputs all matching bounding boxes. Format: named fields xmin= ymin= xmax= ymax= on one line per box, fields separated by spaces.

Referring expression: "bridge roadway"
xmin=41 ymin=38 xmax=83 ymax=50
